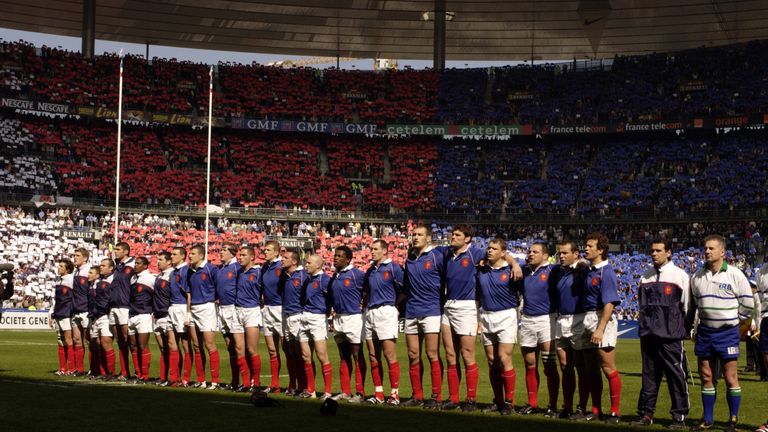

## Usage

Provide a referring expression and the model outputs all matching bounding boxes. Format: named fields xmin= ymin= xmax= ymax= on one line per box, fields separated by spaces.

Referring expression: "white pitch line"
xmin=0 ymin=341 xmax=57 ymax=346
xmin=210 ymin=401 xmax=252 ymax=407
xmin=0 ymin=378 xmax=70 ymax=388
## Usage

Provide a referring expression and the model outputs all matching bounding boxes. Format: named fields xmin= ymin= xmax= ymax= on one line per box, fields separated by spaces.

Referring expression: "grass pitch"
xmin=1 ymin=331 xmax=766 ymax=432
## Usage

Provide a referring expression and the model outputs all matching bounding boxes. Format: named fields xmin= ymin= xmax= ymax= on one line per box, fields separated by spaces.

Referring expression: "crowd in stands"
xmin=3 ymin=39 xmax=768 ymax=126
xmin=3 ymin=207 xmax=764 ymax=322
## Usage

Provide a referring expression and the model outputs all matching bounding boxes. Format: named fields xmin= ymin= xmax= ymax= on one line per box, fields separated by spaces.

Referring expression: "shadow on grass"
xmin=0 ymin=374 xmax=710 ymax=432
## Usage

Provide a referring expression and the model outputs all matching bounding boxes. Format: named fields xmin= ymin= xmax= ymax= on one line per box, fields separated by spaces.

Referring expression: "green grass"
xmin=0 ymin=331 xmax=766 ymax=432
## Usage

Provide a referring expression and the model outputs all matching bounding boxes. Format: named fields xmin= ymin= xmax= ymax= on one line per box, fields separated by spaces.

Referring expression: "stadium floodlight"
xmin=421 ymin=11 xmax=455 ymax=21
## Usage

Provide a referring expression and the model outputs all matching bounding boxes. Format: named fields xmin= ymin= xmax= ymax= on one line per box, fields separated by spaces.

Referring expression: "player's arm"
xmin=736 ymin=271 xmax=754 ymax=326
xmin=684 ymin=277 xmax=698 ymax=338
xmin=503 ymin=252 xmax=523 ymax=281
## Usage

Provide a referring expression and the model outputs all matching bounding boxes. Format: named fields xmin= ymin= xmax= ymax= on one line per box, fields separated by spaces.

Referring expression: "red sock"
xmin=169 ymin=350 xmax=180 ymax=383
xmin=119 ymin=346 xmax=130 ymax=377
xmin=503 ymin=369 xmax=516 ymax=403
xmin=430 ymin=360 xmax=442 ymax=401
xmin=57 ymin=345 xmax=66 ymax=372
xmin=489 ymin=367 xmax=503 ymax=404
xmin=141 ymin=350 xmax=151 ymax=381
xmin=562 ymin=367 xmax=576 ymax=412
xmin=354 ymin=356 xmax=366 ymax=395
xmin=194 ymin=351 xmax=205 ymax=382
xmin=409 ymin=363 xmax=423 ymax=400
xmin=447 ymin=364 xmax=460 ymax=403
xmin=466 ymin=363 xmax=479 ymax=400
xmin=525 ymin=366 xmax=539 ymax=407
xmin=183 ymin=351 xmax=192 ymax=383
xmin=305 ymin=362 xmax=316 ymax=393
xmin=229 ymin=355 xmax=239 ymax=386
xmin=250 ymin=354 xmax=261 ymax=387
xmin=105 ymin=348 xmax=116 ymax=375
xmin=322 ymin=363 xmax=333 ymax=395
xmin=75 ymin=346 xmax=85 ymax=372
xmin=340 ymin=360 xmax=352 ymax=395
xmin=389 ymin=361 xmax=400 ymax=390
xmin=236 ymin=356 xmax=250 ymax=387
xmin=590 ymin=371 xmax=603 ymax=414
xmin=607 ymin=370 xmax=622 ymax=414
xmin=159 ymin=350 xmax=167 ymax=381
xmin=210 ymin=350 xmax=220 ymax=384
xmin=269 ymin=355 xmax=280 ymax=388
xmin=65 ymin=345 xmax=75 ymax=371
xmin=131 ymin=350 xmax=140 ymax=378
xmin=370 ymin=360 xmax=384 ymax=399
xmin=545 ymin=363 xmax=560 ymax=409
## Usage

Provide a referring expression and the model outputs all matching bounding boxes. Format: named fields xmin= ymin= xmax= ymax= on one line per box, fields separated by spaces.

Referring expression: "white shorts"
xmin=191 ymin=303 xmax=218 ymax=333
xmin=154 ymin=316 xmax=172 ymax=334
xmin=556 ymin=314 xmax=575 ymax=349
xmin=480 ymin=308 xmax=518 ymax=346
xmin=441 ymin=300 xmax=479 ymax=336
xmin=403 ymin=315 xmax=441 ymax=335
xmin=168 ymin=304 xmax=189 ymax=333
xmin=262 ymin=305 xmax=283 ymax=337
xmin=365 ymin=305 xmax=399 ymax=340
xmin=72 ymin=312 xmax=90 ymax=329
xmin=218 ymin=304 xmax=243 ymax=334
xmin=572 ymin=311 xmax=618 ymax=350
xmin=283 ymin=313 xmax=302 ymax=342
xmin=108 ymin=307 xmax=130 ymax=326
xmin=333 ymin=313 xmax=364 ymax=344
xmin=236 ymin=306 xmax=263 ymax=329
xmin=54 ymin=317 xmax=72 ymax=332
xmin=299 ymin=312 xmax=328 ymax=342
xmin=519 ymin=313 xmax=557 ymax=348
xmin=128 ymin=314 xmax=153 ymax=335
xmin=91 ymin=315 xmax=112 ymax=338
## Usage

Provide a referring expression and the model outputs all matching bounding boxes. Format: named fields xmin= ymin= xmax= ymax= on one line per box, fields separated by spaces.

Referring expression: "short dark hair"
xmin=489 ymin=237 xmax=507 ymax=250
xmin=651 ymin=238 xmax=672 ymax=252
xmin=264 ymin=240 xmax=280 ymax=250
xmin=158 ymin=251 xmax=172 ymax=262
xmin=452 ymin=224 xmax=473 ymax=238
xmin=413 ymin=224 xmax=432 ymax=236
xmin=335 ymin=246 xmax=353 ymax=261
xmin=115 ymin=242 xmax=130 ymax=253
xmin=284 ymin=249 xmax=300 ymax=264
xmin=240 ymin=246 xmax=255 ymax=258
xmin=190 ymin=245 xmax=205 ymax=256
xmin=89 ymin=265 xmax=100 ymax=274
xmin=74 ymin=247 xmax=90 ymax=259
xmin=172 ymin=247 xmax=187 ymax=258
xmin=703 ymin=234 xmax=726 ymax=249
xmin=58 ymin=258 xmax=75 ymax=273
xmin=135 ymin=256 xmax=149 ymax=267
xmin=372 ymin=239 xmax=389 ymax=250
xmin=222 ymin=242 xmax=238 ymax=255
xmin=531 ymin=240 xmax=549 ymax=255
xmin=559 ymin=240 xmax=579 ymax=253
xmin=100 ymin=258 xmax=115 ymax=269
xmin=586 ymin=232 xmax=609 ymax=260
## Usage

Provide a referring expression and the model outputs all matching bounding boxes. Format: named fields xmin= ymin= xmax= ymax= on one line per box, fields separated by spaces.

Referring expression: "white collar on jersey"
xmin=138 ymin=269 xmax=152 ymax=277
xmin=591 ymin=260 xmax=609 ymax=270
xmin=311 ymin=270 xmax=325 ymax=277
xmin=415 ymin=245 xmax=434 ymax=257
xmin=175 ymin=262 xmax=188 ymax=270
xmin=338 ymin=264 xmax=355 ymax=273
xmin=452 ymin=244 xmax=471 ymax=258
xmin=374 ymin=258 xmax=392 ymax=266
xmin=490 ymin=260 xmax=509 ymax=270
xmin=226 ymin=257 xmax=238 ymax=266
xmin=655 ymin=260 xmax=676 ymax=272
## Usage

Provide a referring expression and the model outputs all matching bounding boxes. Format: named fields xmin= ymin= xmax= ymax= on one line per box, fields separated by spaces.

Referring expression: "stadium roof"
xmin=1 ymin=0 xmax=767 ymax=60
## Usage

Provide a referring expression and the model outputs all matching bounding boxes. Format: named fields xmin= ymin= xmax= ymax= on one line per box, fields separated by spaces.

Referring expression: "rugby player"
xmin=235 ymin=246 xmax=262 ymax=391
xmin=110 ymin=242 xmax=135 ymax=381
xmin=278 ymin=249 xmax=307 ymax=396
xmin=51 ymin=258 xmax=75 ymax=375
xmin=127 ymin=257 xmax=155 ymax=383
xmin=70 ymin=248 xmax=91 ymax=376
xmin=298 ymin=254 xmax=333 ymax=399
xmin=187 ymin=245 xmax=221 ymax=389
xmin=260 ymin=240 xmax=284 ymax=393
xmin=152 ymin=252 xmax=176 ymax=385
xmin=215 ymin=243 xmax=245 ymax=390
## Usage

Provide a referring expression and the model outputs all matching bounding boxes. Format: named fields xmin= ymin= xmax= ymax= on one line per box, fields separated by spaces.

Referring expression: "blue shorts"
xmin=695 ymin=325 xmax=740 ymax=360
xmin=760 ymin=319 xmax=768 ymax=353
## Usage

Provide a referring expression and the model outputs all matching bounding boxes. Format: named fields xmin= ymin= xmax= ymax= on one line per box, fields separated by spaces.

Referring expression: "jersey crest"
xmin=461 ymin=258 xmax=470 ymax=268
xmin=344 ymin=278 xmax=351 ymax=287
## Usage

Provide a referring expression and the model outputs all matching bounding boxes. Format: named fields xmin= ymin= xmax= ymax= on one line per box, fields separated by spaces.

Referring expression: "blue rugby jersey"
xmin=260 ymin=258 xmax=283 ymax=307
xmin=169 ymin=263 xmax=190 ymax=305
xmin=521 ymin=263 xmax=557 ymax=316
xmin=439 ymin=245 xmax=486 ymax=301
xmin=152 ymin=268 xmax=173 ymax=318
xmin=52 ymin=274 xmax=75 ymax=319
xmin=363 ymin=259 xmax=404 ymax=308
xmin=72 ymin=263 xmax=91 ymax=314
xmin=129 ymin=269 xmax=156 ymax=316
xmin=216 ymin=258 xmax=241 ymax=306
xmin=476 ymin=263 xmax=519 ymax=312
xmin=581 ymin=261 xmax=621 ymax=311
xmin=403 ymin=246 xmax=444 ymax=319
xmin=329 ymin=265 xmax=365 ymax=315
xmin=303 ymin=271 xmax=331 ymax=315
xmin=188 ymin=261 xmax=218 ymax=305
xmin=235 ymin=266 xmax=262 ymax=308
xmin=550 ymin=264 xmax=582 ymax=315
xmin=110 ymin=256 xmax=135 ymax=308
xmin=89 ymin=274 xmax=113 ymax=319
xmin=279 ymin=266 xmax=306 ymax=316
